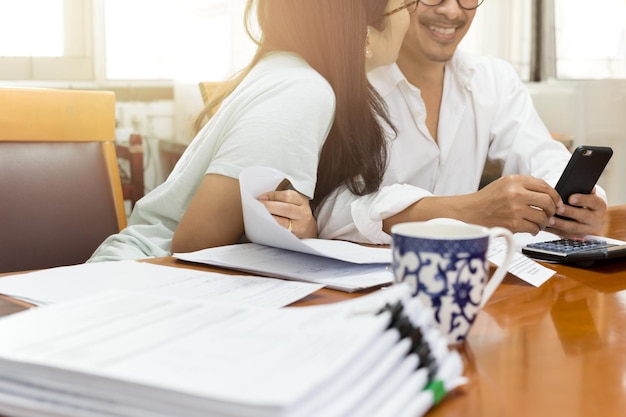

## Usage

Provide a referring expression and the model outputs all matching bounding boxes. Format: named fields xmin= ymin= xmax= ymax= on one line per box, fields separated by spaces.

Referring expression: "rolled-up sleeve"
xmin=317 ymin=183 xmax=432 ymax=244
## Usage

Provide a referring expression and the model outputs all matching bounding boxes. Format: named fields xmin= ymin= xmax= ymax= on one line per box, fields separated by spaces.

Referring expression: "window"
xmin=460 ymin=0 xmax=533 ymax=81
xmin=0 ymin=1 xmax=63 ymax=56
xmin=0 ymin=0 xmax=93 ymax=81
xmin=0 ymin=0 xmax=253 ymax=85
xmin=461 ymin=0 xmax=626 ymax=81
xmin=555 ymin=0 xmax=626 ymax=79
xmin=102 ymin=0 xmax=236 ymax=82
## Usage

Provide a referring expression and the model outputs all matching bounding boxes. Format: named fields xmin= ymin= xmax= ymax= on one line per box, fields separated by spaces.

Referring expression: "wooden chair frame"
xmin=0 ymin=87 xmax=126 ymax=272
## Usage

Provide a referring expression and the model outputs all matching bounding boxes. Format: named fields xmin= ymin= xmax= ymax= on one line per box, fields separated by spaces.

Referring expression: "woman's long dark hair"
xmin=195 ymin=0 xmax=393 ymax=212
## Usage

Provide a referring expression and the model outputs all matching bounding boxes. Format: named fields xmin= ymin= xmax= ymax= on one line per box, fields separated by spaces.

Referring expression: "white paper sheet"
xmin=175 ymin=244 xmax=393 ymax=292
xmin=239 ymin=166 xmax=391 ymax=264
xmin=0 ymin=261 xmax=323 ymax=308
xmin=488 ymin=238 xmax=556 ymax=287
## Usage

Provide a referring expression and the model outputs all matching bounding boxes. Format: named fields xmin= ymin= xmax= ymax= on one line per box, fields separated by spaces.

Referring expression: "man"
xmin=316 ymin=0 xmax=607 ymax=244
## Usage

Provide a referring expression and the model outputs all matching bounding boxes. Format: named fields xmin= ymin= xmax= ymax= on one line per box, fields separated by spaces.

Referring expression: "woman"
xmin=88 ymin=0 xmax=412 ymax=262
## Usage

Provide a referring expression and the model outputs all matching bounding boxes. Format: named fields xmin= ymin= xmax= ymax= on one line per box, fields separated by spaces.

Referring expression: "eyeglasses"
xmin=384 ymin=1 xmax=418 ymax=16
xmin=418 ymin=0 xmax=485 ymax=10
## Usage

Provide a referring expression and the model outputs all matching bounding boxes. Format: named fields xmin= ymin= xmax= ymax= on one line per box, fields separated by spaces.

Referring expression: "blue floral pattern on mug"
xmin=392 ymin=234 xmax=489 ymax=344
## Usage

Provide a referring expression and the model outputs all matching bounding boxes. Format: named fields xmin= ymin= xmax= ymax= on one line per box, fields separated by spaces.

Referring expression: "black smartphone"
xmin=555 ymin=145 xmax=613 ymax=207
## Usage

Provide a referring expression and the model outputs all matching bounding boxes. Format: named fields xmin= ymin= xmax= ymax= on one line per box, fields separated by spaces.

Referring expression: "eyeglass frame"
xmin=384 ymin=1 xmax=419 ymax=16
xmin=417 ymin=0 xmax=485 ymax=11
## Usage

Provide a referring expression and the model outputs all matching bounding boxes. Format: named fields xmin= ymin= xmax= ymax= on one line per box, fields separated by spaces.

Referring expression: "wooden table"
xmin=433 ymin=204 xmax=626 ymax=417
xmin=1 ymin=205 xmax=626 ymax=417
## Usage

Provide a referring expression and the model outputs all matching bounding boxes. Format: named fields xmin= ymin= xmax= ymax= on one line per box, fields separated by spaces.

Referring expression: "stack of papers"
xmin=0 ymin=284 xmax=465 ymax=417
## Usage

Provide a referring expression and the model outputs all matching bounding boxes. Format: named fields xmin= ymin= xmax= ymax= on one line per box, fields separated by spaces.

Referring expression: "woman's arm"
xmin=170 ymin=175 xmax=243 ymax=253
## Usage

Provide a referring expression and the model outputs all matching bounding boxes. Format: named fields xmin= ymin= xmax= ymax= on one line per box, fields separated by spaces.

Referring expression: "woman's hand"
xmin=258 ymin=190 xmax=318 ymax=239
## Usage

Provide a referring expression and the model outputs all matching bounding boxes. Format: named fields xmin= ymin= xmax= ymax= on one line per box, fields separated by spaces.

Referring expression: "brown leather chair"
xmin=115 ymin=133 xmax=144 ymax=209
xmin=0 ymin=87 xmax=127 ymax=273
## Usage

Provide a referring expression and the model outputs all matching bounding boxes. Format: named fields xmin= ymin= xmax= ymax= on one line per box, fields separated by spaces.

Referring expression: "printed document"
xmin=176 ymin=244 xmax=393 ymax=292
xmin=0 ymin=261 xmax=323 ymax=308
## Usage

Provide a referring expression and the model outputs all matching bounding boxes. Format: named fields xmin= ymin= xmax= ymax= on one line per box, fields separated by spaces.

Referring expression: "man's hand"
xmin=383 ymin=175 xmax=565 ymax=236
xmin=545 ymin=188 xmax=607 ymax=238
xmin=464 ymin=175 xmax=564 ymax=235
xmin=258 ymin=190 xmax=318 ymax=238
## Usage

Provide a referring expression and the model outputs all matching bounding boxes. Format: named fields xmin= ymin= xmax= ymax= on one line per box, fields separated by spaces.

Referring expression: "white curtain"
xmin=460 ymin=0 xmax=533 ymax=80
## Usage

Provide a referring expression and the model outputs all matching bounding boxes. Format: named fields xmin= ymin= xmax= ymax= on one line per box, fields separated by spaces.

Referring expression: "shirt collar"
xmin=368 ymin=63 xmax=409 ymax=97
xmin=367 ymin=51 xmax=474 ymax=95
xmin=447 ymin=50 xmax=474 ymax=88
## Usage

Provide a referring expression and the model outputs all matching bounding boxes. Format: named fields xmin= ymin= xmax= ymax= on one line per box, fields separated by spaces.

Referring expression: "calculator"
xmin=522 ymin=238 xmax=626 ymax=267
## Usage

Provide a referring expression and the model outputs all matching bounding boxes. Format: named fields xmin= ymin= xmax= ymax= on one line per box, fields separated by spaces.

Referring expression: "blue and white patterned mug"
xmin=391 ymin=220 xmax=515 ymax=344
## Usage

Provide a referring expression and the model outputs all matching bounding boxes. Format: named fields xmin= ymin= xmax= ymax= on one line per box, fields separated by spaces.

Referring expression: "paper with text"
xmin=0 ymin=261 xmax=323 ymax=308
xmin=176 ymin=244 xmax=393 ymax=292
xmin=488 ymin=238 xmax=556 ymax=287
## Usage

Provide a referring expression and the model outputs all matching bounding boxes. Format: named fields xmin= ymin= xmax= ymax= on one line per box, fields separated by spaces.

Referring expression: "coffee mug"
xmin=391 ymin=220 xmax=515 ymax=344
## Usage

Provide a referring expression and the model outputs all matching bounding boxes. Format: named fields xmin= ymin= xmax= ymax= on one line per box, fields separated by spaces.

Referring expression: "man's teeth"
xmin=430 ymin=26 xmax=455 ymax=35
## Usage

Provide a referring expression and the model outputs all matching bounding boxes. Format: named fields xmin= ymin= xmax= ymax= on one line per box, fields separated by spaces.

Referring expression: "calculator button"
xmin=527 ymin=239 xmax=607 ymax=254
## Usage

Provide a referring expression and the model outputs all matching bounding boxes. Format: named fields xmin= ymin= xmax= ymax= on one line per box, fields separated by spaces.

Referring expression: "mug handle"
xmin=479 ymin=227 xmax=516 ymax=308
